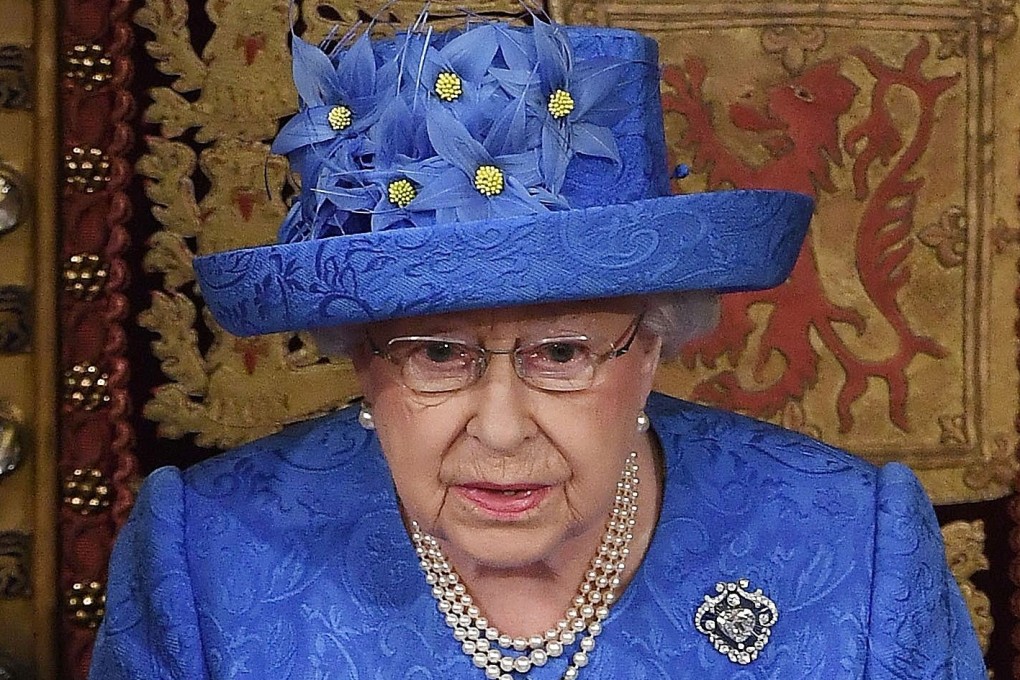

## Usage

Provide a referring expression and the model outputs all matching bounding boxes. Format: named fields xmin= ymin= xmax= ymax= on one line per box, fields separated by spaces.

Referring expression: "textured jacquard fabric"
xmin=194 ymin=190 xmax=812 ymax=336
xmin=89 ymin=393 xmax=985 ymax=679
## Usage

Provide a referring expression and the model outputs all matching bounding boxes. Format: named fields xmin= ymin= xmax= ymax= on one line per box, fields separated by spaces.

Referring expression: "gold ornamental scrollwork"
xmin=941 ymin=520 xmax=992 ymax=653
xmin=136 ymin=0 xmax=371 ymax=448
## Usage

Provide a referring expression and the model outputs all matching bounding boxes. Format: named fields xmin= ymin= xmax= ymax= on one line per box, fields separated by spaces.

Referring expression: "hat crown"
xmin=274 ymin=22 xmax=668 ymax=242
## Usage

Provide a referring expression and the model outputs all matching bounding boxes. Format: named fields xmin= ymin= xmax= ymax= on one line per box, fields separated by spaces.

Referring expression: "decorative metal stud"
xmin=63 ymin=363 xmax=111 ymax=411
xmin=0 ymin=402 xmax=23 ymax=480
xmin=695 ymin=578 xmax=778 ymax=665
xmin=64 ymin=146 xmax=111 ymax=193
xmin=0 ymin=532 xmax=31 ymax=599
xmin=0 ymin=287 xmax=30 ymax=353
xmin=0 ymin=45 xmax=31 ymax=109
xmin=63 ymin=467 xmax=112 ymax=515
xmin=64 ymin=43 xmax=113 ymax=90
xmin=0 ymin=164 xmax=26 ymax=236
xmin=65 ymin=580 xmax=105 ymax=628
xmin=63 ymin=253 xmax=109 ymax=301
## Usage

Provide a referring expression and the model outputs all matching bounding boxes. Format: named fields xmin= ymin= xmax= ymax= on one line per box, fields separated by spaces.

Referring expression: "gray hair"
xmin=309 ymin=290 xmax=720 ymax=362
xmin=641 ymin=290 xmax=719 ymax=361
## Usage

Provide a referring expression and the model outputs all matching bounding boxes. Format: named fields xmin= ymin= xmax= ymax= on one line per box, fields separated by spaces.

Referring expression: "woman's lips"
xmin=455 ymin=484 xmax=551 ymax=518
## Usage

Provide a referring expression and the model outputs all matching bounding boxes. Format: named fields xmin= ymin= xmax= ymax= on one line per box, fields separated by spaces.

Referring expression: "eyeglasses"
xmin=368 ymin=314 xmax=644 ymax=394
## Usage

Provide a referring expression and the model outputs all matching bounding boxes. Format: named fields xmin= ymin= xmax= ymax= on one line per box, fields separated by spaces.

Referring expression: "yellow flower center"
xmin=473 ymin=165 xmax=505 ymax=197
xmin=327 ymin=105 xmax=353 ymax=131
xmin=435 ymin=71 xmax=464 ymax=102
xmin=547 ymin=89 xmax=575 ymax=119
xmin=387 ymin=178 xmax=417 ymax=208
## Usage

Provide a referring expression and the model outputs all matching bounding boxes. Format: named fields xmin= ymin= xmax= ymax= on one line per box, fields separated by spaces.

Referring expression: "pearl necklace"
xmin=410 ymin=452 xmax=639 ymax=680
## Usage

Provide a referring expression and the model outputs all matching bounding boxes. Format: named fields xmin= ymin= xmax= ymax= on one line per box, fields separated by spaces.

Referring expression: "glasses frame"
xmin=367 ymin=312 xmax=645 ymax=394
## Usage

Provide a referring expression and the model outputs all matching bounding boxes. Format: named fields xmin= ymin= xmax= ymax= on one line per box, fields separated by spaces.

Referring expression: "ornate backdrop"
xmin=43 ymin=0 xmax=1020 ymax=677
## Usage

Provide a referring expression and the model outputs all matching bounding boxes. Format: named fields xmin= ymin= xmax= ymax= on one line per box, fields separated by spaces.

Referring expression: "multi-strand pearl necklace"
xmin=410 ymin=452 xmax=640 ymax=680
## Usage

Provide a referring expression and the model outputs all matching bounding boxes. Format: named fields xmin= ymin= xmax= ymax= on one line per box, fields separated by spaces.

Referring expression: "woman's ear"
xmin=349 ymin=341 xmax=372 ymax=372
xmin=348 ymin=339 xmax=379 ymax=402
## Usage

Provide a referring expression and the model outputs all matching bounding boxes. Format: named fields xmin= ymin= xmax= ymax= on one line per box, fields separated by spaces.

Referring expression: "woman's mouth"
xmin=455 ymin=484 xmax=551 ymax=519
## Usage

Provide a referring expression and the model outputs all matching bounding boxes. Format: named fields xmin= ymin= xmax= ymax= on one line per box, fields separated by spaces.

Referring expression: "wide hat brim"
xmin=194 ymin=188 xmax=812 ymax=336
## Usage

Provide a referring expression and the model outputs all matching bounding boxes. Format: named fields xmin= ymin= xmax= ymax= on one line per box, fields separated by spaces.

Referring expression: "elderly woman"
xmin=90 ymin=14 xmax=984 ymax=680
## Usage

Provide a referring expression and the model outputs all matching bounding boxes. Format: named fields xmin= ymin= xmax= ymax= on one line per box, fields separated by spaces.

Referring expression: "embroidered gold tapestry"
xmin=550 ymin=0 xmax=1020 ymax=505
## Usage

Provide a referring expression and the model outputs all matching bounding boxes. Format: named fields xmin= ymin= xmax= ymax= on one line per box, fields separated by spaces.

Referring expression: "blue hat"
xmin=194 ymin=19 xmax=813 ymax=336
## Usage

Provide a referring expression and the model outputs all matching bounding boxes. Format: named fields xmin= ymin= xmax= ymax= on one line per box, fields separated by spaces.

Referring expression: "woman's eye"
xmin=422 ymin=342 xmax=459 ymax=363
xmin=537 ymin=342 xmax=584 ymax=364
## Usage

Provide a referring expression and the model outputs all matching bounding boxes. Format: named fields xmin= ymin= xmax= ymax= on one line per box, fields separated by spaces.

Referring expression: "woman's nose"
xmin=464 ymin=354 xmax=538 ymax=453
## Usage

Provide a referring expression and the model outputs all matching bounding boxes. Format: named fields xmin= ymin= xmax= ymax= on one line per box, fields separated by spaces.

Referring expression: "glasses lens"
xmin=517 ymin=339 xmax=596 ymax=391
xmin=386 ymin=338 xmax=478 ymax=393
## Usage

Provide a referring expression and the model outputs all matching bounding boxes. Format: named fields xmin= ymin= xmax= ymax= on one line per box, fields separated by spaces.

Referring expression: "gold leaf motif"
xmin=940 ymin=520 xmax=992 ymax=653
xmin=137 ymin=291 xmax=208 ymax=396
xmin=136 ymin=138 xmax=202 ymax=238
xmin=135 ymin=0 xmax=207 ymax=92
xmin=133 ymin=0 xmax=371 ymax=447
xmin=145 ymin=87 xmax=205 ymax=140
xmin=143 ymin=231 xmax=196 ymax=291
xmin=143 ymin=384 xmax=278 ymax=448
xmin=139 ymin=0 xmax=293 ymax=142
xmin=963 ymin=434 xmax=1018 ymax=495
xmin=760 ymin=26 xmax=826 ymax=75
xmin=918 ymin=206 xmax=967 ymax=268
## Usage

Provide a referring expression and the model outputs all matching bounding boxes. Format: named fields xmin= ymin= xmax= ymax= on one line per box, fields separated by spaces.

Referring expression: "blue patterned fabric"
xmin=89 ymin=392 xmax=985 ymax=679
xmin=192 ymin=24 xmax=814 ymax=337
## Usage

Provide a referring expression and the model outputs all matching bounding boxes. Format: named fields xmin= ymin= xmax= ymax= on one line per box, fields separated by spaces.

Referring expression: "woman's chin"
xmin=443 ymin=522 xmax=567 ymax=572
xmin=419 ymin=489 xmax=596 ymax=572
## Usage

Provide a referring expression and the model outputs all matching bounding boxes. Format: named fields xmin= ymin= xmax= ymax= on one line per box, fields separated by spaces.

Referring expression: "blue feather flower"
xmin=493 ymin=20 xmax=633 ymax=193
xmin=407 ymin=104 xmax=552 ymax=223
xmin=271 ymin=33 xmax=394 ymax=162
xmin=398 ymin=24 xmax=510 ymax=138
xmin=357 ymin=97 xmax=445 ymax=231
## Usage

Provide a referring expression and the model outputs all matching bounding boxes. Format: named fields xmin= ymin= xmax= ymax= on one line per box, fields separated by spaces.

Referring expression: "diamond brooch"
xmin=694 ymin=578 xmax=778 ymax=665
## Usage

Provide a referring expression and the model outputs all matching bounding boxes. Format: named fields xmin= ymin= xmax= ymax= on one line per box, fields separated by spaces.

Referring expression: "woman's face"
xmin=352 ymin=299 xmax=661 ymax=572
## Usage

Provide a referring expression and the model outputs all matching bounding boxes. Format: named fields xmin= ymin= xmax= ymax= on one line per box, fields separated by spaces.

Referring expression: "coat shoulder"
xmin=647 ymin=391 xmax=876 ymax=486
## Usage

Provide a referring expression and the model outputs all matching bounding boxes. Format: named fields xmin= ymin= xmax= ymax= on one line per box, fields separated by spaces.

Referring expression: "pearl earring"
xmin=636 ymin=410 xmax=650 ymax=433
xmin=358 ymin=402 xmax=376 ymax=430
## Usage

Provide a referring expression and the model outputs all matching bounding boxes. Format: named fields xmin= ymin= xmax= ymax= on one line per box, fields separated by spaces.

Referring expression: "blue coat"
xmin=90 ymin=393 xmax=986 ymax=679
